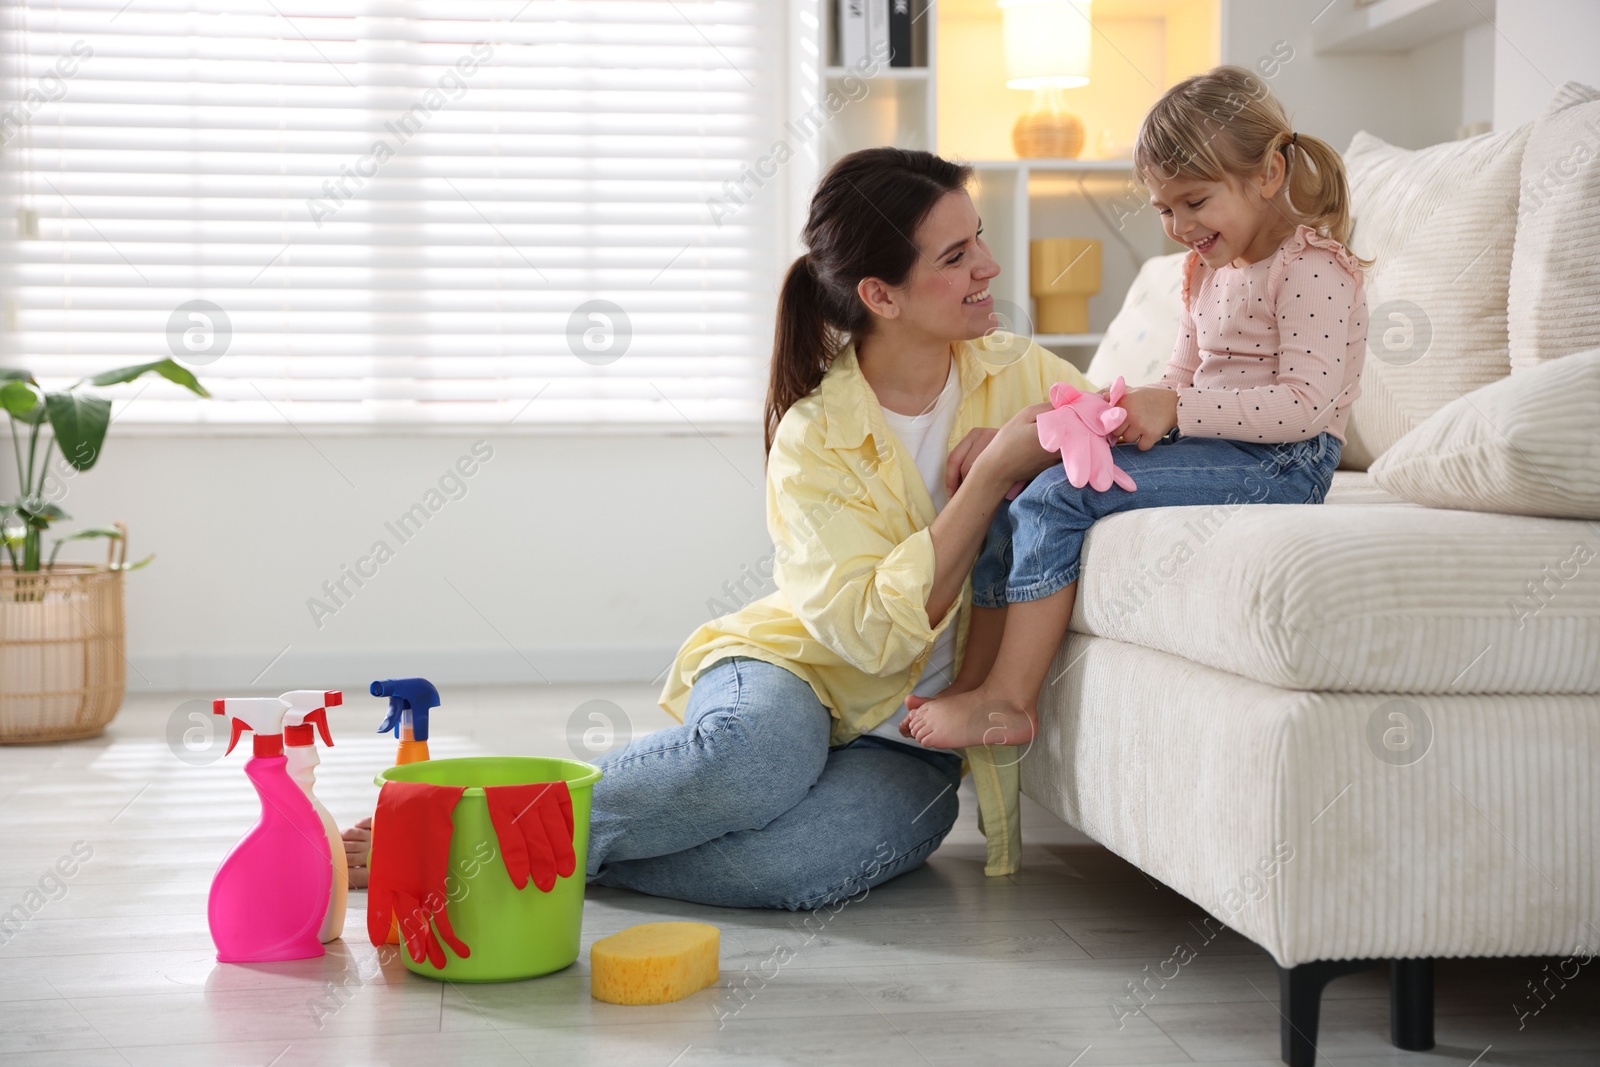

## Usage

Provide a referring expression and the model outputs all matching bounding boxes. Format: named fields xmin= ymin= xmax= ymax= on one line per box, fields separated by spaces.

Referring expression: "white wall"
xmin=1408 ymin=24 xmax=1497 ymax=145
xmin=1461 ymin=22 xmax=1495 ymax=131
xmin=1221 ymin=0 xmax=1517 ymax=152
xmin=13 ymin=429 xmax=772 ymax=692
xmin=1221 ymin=0 xmax=1414 ymax=149
xmin=1494 ymin=0 xmax=1600 ymax=130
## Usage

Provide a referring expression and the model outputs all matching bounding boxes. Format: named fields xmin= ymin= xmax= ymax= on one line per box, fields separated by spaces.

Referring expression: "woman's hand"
xmin=945 ymin=427 xmax=997 ymax=497
xmin=1112 ymin=386 xmax=1179 ymax=450
xmin=946 ymin=426 xmax=1034 ymax=499
xmin=925 ymin=401 xmax=1053 ymax=628
xmin=969 ymin=401 xmax=1058 ymax=489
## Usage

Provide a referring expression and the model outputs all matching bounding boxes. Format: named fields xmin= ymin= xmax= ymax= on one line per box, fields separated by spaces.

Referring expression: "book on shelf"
xmin=867 ymin=0 xmax=889 ymax=67
xmin=840 ymin=0 xmax=916 ymax=69
xmin=889 ymin=0 xmax=912 ymax=67
xmin=839 ymin=0 xmax=868 ymax=67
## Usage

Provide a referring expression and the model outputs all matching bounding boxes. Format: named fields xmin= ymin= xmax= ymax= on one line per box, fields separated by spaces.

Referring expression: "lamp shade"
xmin=1001 ymin=0 xmax=1091 ymax=90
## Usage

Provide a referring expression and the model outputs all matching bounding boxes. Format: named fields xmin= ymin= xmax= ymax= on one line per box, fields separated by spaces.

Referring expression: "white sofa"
xmin=1024 ymin=83 xmax=1600 ymax=1067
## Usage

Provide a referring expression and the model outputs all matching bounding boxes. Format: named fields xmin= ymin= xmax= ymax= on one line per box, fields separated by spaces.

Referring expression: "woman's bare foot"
xmin=343 ymin=817 xmax=372 ymax=889
xmin=902 ymin=685 xmax=1036 ymax=749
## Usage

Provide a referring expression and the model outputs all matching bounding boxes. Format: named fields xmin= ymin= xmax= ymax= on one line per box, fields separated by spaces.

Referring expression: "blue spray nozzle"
xmin=371 ymin=677 xmax=441 ymax=741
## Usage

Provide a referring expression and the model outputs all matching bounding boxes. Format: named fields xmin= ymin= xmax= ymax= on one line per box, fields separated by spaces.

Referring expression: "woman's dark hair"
xmin=764 ymin=147 xmax=973 ymax=455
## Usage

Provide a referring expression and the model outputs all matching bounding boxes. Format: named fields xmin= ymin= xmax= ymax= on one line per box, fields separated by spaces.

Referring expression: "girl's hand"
xmin=1112 ymin=386 xmax=1179 ymax=450
xmin=343 ymin=817 xmax=372 ymax=889
xmin=970 ymin=401 xmax=1058 ymax=487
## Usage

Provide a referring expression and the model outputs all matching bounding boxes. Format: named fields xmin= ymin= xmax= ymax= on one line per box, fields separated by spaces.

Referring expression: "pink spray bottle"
xmin=208 ymin=696 xmax=334 ymax=963
xmin=280 ymin=690 xmax=346 ymax=943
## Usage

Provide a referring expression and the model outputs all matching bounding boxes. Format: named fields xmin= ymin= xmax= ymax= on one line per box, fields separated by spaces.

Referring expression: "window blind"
xmin=1 ymin=0 xmax=783 ymax=427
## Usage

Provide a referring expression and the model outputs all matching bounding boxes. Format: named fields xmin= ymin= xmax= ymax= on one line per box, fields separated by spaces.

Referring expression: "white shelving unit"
xmin=1036 ymin=333 xmax=1106 ymax=347
xmin=1311 ymin=0 xmax=1495 ymax=54
xmin=964 ymin=159 xmax=1136 ymax=172
xmin=958 ymin=159 xmax=1140 ymax=363
xmin=821 ymin=66 xmax=932 ymax=80
xmin=804 ymin=0 xmax=1204 ymax=368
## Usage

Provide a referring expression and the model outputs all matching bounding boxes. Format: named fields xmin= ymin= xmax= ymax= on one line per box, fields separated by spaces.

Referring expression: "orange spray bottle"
xmin=374 ymin=678 xmax=439 ymax=765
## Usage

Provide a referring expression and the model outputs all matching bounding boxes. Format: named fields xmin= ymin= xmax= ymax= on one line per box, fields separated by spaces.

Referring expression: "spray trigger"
xmin=226 ymin=717 xmax=252 ymax=756
xmin=371 ymin=678 xmax=441 ymax=742
xmin=213 ymin=698 xmax=252 ymax=754
xmin=302 ymin=707 xmax=333 ymax=747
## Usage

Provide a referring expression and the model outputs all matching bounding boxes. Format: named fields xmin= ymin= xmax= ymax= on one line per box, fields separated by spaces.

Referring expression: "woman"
xmin=584 ymin=147 xmax=1096 ymax=909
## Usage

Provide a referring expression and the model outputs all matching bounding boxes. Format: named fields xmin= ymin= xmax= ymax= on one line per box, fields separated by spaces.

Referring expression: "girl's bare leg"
xmin=899 ymin=606 xmax=1006 ymax=736
xmin=902 ymin=582 xmax=1077 ymax=749
xmin=950 ymin=604 xmax=1007 ymax=689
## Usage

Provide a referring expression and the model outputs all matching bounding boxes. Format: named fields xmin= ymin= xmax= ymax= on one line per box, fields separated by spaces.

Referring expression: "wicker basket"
xmin=0 ymin=525 xmax=128 ymax=743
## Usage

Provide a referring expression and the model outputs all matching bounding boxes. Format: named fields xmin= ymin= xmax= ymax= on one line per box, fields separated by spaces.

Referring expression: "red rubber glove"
xmin=366 ymin=780 xmax=471 ymax=969
xmin=483 ymin=782 xmax=576 ymax=893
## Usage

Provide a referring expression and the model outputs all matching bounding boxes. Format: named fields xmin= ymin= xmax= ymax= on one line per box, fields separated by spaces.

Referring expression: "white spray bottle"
xmin=280 ymin=689 xmax=346 ymax=943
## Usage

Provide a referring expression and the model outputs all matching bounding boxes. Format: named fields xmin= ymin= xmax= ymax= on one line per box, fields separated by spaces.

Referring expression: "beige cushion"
xmin=1071 ymin=480 xmax=1600 ymax=693
xmin=1085 ymin=252 xmax=1185 ymax=388
xmin=1026 ymin=633 xmax=1600 ymax=966
xmin=1340 ymin=126 xmax=1529 ymax=469
xmin=1370 ymin=349 xmax=1600 ymax=519
xmin=1509 ymin=82 xmax=1600 ymax=371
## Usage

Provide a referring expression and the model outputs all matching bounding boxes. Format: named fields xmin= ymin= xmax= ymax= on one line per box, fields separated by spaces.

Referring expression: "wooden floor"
xmin=3 ymin=684 xmax=1596 ymax=1066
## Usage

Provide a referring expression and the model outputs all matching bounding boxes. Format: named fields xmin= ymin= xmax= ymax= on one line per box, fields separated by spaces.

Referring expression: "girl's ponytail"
xmin=1282 ymin=131 xmax=1363 ymax=262
xmin=762 ymin=148 xmax=973 ymax=458
xmin=765 ymin=254 xmax=835 ymax=455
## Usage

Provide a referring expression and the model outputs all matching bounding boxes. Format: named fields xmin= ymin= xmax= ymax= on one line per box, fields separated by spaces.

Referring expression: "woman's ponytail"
xmin=762 ymin=148 xmax=973 ymax=457
xmin=765 ymin=254 xmax=837 ymax=455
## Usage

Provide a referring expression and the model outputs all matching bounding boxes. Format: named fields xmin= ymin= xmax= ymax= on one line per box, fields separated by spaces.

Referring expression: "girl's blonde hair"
xmin=1134 ymin=65 xmax=1368 ymax=265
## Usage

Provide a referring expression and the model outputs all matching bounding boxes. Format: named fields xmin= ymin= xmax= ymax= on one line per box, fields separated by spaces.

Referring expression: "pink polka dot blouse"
xmin=1153 ymin=224 xmax=1368 ymax=444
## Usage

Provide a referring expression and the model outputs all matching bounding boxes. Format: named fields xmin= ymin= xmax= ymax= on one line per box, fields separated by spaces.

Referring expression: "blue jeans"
xmin=586 ymin=657 xmax=964 ymax=910
xmin=974 ymin=431 xmax=1342 ymax=605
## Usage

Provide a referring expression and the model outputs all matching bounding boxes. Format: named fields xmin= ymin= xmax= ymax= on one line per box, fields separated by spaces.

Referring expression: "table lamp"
xmin=1002 ymin=0 xmax=1091 ymax=158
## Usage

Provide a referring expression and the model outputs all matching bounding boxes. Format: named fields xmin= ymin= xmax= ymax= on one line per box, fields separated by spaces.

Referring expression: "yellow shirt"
xmin=657 ymin=332 xmax=1095 ymax=876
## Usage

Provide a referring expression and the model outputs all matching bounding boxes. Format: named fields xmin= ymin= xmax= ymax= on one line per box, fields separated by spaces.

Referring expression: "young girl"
xmin=901 ymin=65 xmax=1369 ymax=749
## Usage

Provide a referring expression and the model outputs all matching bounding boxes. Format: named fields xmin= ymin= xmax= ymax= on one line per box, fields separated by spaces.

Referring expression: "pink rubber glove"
xmin=1036 ymin=378 xmax=1138 ymax=492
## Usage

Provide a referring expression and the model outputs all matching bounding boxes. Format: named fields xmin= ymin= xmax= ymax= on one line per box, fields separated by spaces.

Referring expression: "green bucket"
xmin=374 ymin=756 xmax=603 ymax=983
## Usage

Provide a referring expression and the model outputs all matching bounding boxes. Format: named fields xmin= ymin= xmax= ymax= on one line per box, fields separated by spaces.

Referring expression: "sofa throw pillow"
xmin=1339 ymin=125 xmax=1529 ymax=470
xmin=1509 ymin=82 xmax=1600 ymax=372
xmin=1369 ymin=348 xmax=1600 ymax=519
xmin=1085 ymin=252 xmax=1185 ymax=388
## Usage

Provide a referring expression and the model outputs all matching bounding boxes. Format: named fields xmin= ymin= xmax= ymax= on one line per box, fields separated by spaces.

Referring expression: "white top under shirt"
xmin=863 ymin=359 xmax=962 ymax=749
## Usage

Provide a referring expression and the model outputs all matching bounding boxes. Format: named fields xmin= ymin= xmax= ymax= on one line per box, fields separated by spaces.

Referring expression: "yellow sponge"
xmin=590 ymin=922 xmax=720 ymax=1005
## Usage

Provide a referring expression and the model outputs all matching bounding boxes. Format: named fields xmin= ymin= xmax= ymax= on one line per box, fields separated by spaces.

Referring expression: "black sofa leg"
xmin=1277 ymin=959 xmax=1380 ymax=1067
xmin=1390 ymin=958 xmax=1435 ymax=1051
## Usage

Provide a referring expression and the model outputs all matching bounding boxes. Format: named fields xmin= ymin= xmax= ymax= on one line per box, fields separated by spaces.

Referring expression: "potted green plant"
xmin=1 ymin=360 xmax=208 ymax=742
